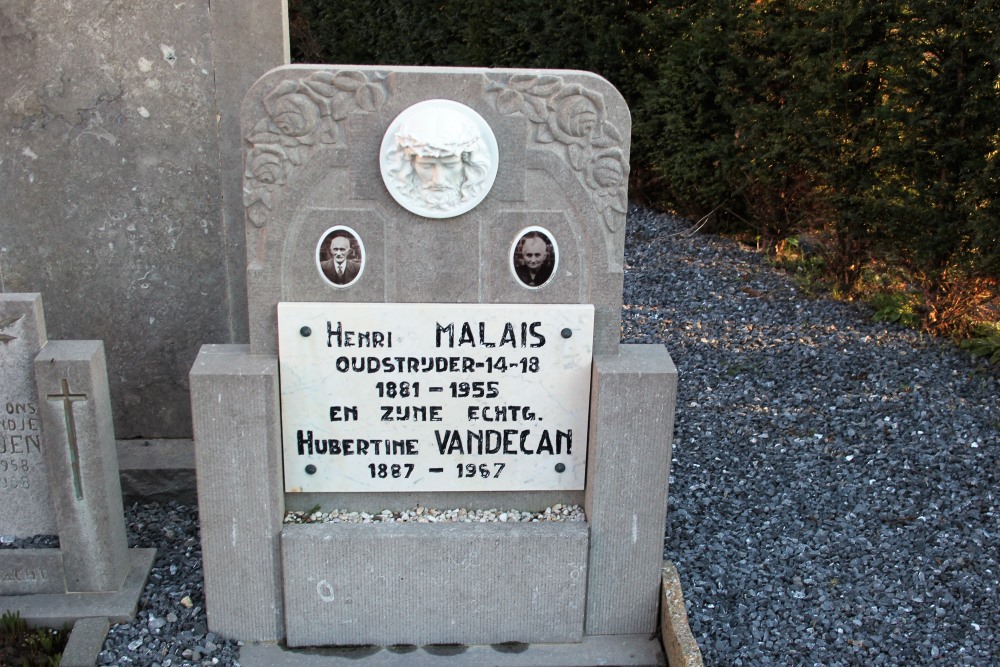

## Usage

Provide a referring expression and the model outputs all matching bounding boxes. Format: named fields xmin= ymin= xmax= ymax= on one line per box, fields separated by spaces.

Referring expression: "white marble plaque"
xmin=278 ymin=303 xmax=594 ymax=492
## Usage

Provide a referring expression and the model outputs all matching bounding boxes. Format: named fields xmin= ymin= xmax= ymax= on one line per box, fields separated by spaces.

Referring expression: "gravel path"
xmin=624 ymin=207 xmax=999 ymax=666
xmin=100 ymin=206 xmax=998 ymax=666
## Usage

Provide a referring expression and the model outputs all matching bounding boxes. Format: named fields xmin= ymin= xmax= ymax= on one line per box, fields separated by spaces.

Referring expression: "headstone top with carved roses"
xmin=240 ymin=66 xmax=630 ymax=357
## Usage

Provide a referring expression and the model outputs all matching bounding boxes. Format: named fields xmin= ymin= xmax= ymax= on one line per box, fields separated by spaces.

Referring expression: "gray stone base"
xmin=241 ymin=634 xmax=665 ymax=666
xmin=0 ymin=548 xmax=156 ymax=627
xmin=60 ymin=617 xmax=112 ymax=667
xmin=283 ymin=521 xmax=589 ymax=647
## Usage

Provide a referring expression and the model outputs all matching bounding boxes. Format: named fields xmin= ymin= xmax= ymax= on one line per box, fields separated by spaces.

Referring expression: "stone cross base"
xmin=0 ymin=547 xmax=156 ymax=628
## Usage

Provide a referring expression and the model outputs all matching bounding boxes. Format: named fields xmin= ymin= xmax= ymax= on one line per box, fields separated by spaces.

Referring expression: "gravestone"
xmin=191 ymin=65 xmax=677 ymax=665
xmin=0 ymin=294 xmax=56 ymax=538
xmin=0 ymin=294 xmax=154 ymax=632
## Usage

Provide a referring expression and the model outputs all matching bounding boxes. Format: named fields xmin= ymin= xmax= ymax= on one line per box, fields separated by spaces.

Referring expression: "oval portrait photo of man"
xmin=511 ymin=227 xmax=558 ymax=289
xmin=316 ymin=226 xmax=365 ymax=288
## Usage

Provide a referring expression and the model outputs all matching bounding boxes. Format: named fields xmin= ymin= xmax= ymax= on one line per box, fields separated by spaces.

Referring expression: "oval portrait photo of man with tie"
xmin=511 ymin=227 xmax=558 ymax=289
xmin=317 ymin=226 xmax=365 ymax=288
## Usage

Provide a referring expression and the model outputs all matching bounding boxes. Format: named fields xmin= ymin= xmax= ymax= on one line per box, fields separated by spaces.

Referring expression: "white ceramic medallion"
xmin=379 ymin=100 xmax=499 ymax=219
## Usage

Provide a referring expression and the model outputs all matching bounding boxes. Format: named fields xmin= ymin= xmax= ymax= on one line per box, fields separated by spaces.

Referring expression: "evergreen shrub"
xmin=288 ymin=0 xmax=998 ymax=337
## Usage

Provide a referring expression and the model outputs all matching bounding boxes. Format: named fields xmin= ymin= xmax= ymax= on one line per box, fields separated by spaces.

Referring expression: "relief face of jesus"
xmin=380 ymin=100 xmax=498 ymax=219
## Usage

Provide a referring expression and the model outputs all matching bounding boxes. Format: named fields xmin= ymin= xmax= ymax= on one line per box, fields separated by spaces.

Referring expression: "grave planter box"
xmin=281 ymin=521 xmax=589 ymax=647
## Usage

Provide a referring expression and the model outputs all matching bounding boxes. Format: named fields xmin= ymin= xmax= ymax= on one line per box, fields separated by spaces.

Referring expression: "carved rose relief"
xmin=486 ymin=75 xmax=629 ymax=232
xmin=243 ymin=71 xmax=391 ymax=228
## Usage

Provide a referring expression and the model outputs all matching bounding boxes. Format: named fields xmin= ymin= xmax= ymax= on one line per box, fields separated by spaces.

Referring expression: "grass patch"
xmin=0 ymin=610 xmax=68 ymax=666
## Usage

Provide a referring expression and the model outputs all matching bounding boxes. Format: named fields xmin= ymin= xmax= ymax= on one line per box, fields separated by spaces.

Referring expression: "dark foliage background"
xmin=288 ymin=0 xmax=999 ymax=336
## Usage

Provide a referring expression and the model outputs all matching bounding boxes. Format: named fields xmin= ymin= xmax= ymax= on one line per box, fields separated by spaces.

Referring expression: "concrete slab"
xmin=0 ymin=293 xmax=56 ymax=536
xmin=0 ymin=547 xmax=155 ymax=627
xmin=240 ymin=66 xmax=630 ymax=357
xmin=282 ymin=521 xmax=588 ymax=647
xmin=35 ymin=340 xmax=129 ymax=593
xmin=60 ymin=617 xmax=111 ymax=667
xmin=241 ymin=634 xmax=665 ymax=666
xmin=116 ymin=439 xmax=197 ymax=505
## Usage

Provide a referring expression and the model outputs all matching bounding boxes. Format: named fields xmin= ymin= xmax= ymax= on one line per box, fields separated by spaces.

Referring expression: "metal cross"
xmin=46 ymin=378 xmax=87 ymax=500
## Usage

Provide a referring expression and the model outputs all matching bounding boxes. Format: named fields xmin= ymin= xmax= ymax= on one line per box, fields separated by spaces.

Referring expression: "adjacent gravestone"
xmin=191 ymin=66 xmax=677 ymax=665
xmin=0 ymin=294 xmax=56 ymax=538
xmin=0 ymin=294 xmax=154 ymax=635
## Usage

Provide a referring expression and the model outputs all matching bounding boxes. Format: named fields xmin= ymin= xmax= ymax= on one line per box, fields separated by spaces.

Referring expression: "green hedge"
xmin=289 ymin=0 xmax=998 ymax=331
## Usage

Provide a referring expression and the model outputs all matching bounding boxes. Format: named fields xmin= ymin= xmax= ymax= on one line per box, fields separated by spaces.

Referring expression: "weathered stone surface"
xmin=35 ymin=340 xmax=128 ymax=593
xmin=190 ymin=345 xmax=285 ymax=641
xmin=59 ymin=617 xmax=111 ymax=667
xmin=0 ymin=549 xmax=64 ymax=595
xmin=584 ymin=345 xmax=677 ymax=635
xmin=661 ymin=561 xmax=704 ymax=667
xmin=210 ymin=0 xmax=291 ymax=346
xmin=240 ymin=67 xmax=630 ymax=358
xmin=282 ymin=521 xmax=588 ymax=647
xmin=0 ymin=547 xmax=155 ymax=627
xmin=0 ymin=1 xmax=288 ymax=439
xmin=0 ymin=293 xmax=56 ymax=536
xmin=116 ymin=439 xmax=196 ymax=505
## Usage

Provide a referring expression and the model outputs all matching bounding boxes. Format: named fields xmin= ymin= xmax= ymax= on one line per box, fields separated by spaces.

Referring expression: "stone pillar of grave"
xmin=585 ymin=345 xmax=678 ymax=634
xmin=34 ymin=340 xmax=129 ymax=592
xmin=189 ymin=344 xmax=285 ymax=641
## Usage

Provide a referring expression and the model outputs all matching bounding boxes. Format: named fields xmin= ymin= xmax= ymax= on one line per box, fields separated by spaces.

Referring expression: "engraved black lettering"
xmin=297 ymin=430 xmax=314 ymax=455
xmin=536 ymin=430 xmax=554 ymax=455
xmin=503 ymin=429 xmax=518 ymax=454
xmin=530 ymin=322 xmax=545 ymax=347
xmin=520 ymin=430 xmax=533 ymax=454
xmin=327 ymin=321 xmax=343 ymax=347
xmin=499 ymin=322 xmax=517 ymax=347
xmin=458 ymin=322 xmax=475 ymax=346
xmin=436 ymin=323 xmax=455 ymax=348
xmin=467 ymin=429 xmax=482 ymax=454
xmin=485 ymin=430 xmax=501 ymax=454
xmin=329 ymin=406 xmax=358 ymax=421
xmin=478 ymin=322 xmax=496 ymax=348
xmin=558 ymin=429 xmax=572 ymax=455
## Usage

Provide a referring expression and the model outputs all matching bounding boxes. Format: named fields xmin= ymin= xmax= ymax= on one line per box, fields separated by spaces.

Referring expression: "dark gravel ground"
xmin=623 ymin=207 xmax=999 ymax=666
xmin=97 ymin=206 xmax=998 ymax=666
